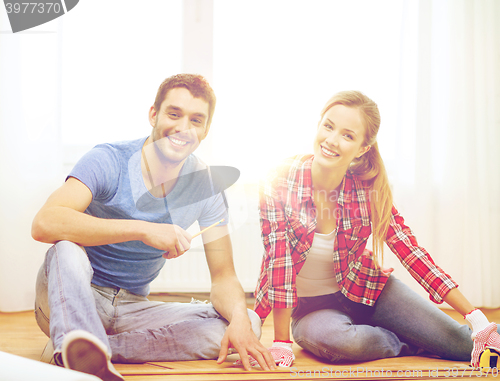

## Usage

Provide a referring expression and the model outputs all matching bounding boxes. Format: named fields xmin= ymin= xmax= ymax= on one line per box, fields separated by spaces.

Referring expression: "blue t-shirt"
xmin=68 ymin=137 xmax=229 ymax=296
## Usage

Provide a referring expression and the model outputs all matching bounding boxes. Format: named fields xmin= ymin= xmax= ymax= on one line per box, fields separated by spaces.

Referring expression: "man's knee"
xmin=44 ymin=240 xmax=93 ymax=283
xmin=51 ymin=240 xmax=87 ymax=255
xmin=48 ymin=241 xmax=89 ymax=266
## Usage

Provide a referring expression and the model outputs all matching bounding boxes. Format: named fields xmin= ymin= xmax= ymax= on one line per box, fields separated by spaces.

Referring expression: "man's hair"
xmin=153 ymin=74 xmax=216 ymax=129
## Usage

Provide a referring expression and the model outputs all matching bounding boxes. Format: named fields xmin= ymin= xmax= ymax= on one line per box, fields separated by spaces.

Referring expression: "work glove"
xmin=234 ymin=340 xmax=295 ymax=368
xmin=465 ymin=309 xmax=500 ymax=367
xmin=268 ymin=340 xmax=295 ymax=367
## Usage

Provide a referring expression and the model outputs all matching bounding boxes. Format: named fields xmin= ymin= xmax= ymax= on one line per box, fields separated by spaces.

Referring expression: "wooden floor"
xmin=1 ymin=295 xmax=499 ymax=380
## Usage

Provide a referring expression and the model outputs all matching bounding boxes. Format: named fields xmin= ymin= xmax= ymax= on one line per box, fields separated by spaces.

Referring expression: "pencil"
xmin=192 ymin=218 xmax=225 ymax=238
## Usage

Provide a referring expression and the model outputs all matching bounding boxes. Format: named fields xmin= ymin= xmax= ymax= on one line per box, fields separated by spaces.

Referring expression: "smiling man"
xmin=31 ymin=74 xmax=274 ymax=380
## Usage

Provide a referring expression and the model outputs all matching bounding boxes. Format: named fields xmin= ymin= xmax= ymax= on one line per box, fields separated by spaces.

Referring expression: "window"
xmin=212 ymin=0 xmax=410 ymax=182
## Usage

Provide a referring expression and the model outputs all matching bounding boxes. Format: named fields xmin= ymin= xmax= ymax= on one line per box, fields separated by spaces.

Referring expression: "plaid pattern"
xmin=254 ymin=155 xmax=458 ymax=320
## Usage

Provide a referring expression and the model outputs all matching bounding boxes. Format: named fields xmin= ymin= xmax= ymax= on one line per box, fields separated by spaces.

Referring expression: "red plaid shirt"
xmin=254 ymin=155 xmax=457 ymax=320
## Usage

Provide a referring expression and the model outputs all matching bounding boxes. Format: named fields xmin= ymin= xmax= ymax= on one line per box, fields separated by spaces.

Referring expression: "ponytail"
xmin=320 ymin=91 xmax=393 ymax=267
xmin=350 ymin=143 xmax=393 ymax=266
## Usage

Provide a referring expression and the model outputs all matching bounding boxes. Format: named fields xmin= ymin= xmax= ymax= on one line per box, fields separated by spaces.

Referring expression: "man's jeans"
xmin=291 ymin=276 xmax=486 ymax=363
xmin=35 ymin=240 xmax=261 ymax=363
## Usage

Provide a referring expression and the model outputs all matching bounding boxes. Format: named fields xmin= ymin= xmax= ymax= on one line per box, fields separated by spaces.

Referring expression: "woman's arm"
xmin=255 ymin=164 xmax=298 ymax=319
xmin=384 ymin=206 xmax=458 ymax=304
xmin=442 ymin=288 xmax=475 ymax=316
xmin=273 ymin=308 xmax=293 ymax=341
xmin=252 ymin=163 xmax=298 ymax=367
xmin=385 ymin=208 xmax=499 ymax=367
xmin=445 ymin=288 xmax=500 ymax=368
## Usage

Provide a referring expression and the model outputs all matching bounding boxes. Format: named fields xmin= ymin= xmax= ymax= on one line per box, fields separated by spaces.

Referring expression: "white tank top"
xmin=296 ymin=229 xmax=340 ymax=297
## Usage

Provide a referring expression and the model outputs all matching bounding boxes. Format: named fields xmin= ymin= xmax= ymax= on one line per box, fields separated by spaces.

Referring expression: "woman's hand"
xmin=465 ymin=310 xmax=500 ymax=367
xmin=268 ymin=341 xmax=295 ymax=367
xmin=234 ymin=341 xmax=295 ymax=368
xmin=470 ymin=322 xmax=500 ymax=367
xmin=381 ymin=267 xmax=394 ymax=276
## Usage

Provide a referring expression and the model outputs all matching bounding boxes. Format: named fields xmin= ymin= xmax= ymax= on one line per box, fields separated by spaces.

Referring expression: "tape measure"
xmin=479 ymin=348 xmax=500 ymax=369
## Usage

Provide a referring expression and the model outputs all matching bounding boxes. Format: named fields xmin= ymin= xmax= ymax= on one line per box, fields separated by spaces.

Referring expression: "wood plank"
xmin=2 ymin=307 xmax=500 ymax=380
xmin=121 ymin=353 xmax=488 ymax=380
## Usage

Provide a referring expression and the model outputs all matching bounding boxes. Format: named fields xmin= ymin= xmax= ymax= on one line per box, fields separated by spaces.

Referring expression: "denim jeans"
xmin=291 ymin=276 xmax=488 ymax=363
xmin=35 ymin=241 xmax=262 ymax=363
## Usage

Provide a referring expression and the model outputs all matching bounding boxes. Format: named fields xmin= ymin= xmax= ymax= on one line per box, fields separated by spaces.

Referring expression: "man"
xmin=32 ymin=74 xmax=275 ymax=380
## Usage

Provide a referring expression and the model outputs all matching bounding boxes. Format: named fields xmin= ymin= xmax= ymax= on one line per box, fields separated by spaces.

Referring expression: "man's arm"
xmin=201 ymin=225 xmax=275 ymax=371
xmin=32 ymin=177 xmax=190 ymax=255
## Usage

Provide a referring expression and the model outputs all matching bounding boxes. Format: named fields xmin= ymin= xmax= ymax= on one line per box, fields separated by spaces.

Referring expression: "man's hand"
xmin=217 ymin=315 xmax=275 ymax=371
xmin=141 ymin=223 xmax=192 ymax=258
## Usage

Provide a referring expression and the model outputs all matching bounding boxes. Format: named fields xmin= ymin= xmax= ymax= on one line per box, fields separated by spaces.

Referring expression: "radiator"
xmin=149 ymin=184 xmax=264 ymax=293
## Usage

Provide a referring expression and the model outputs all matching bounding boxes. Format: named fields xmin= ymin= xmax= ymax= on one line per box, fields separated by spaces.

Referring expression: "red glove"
xmin=465 ymin=310 xmax=500 ymax=367
xmin=234 ymin=340 xmax=295 ymax=368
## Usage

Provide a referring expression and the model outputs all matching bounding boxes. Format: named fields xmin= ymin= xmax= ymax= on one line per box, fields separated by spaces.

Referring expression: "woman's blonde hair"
xmin=320 ymin=91 xmax=393 ymax=266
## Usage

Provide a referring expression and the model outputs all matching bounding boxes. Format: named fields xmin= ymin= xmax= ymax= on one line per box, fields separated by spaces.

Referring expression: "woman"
xmin=252 ymin=91 xmax=499 ymax=368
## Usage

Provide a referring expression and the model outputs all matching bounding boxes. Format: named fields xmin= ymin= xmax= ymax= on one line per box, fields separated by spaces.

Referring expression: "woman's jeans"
xmin=291 ymin=276 xmax=485 ymax=363
xmin=35 ymin=241 xmax=261 ymax=363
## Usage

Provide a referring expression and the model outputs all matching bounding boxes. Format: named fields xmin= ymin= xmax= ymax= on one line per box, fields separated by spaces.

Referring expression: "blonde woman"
xmin=252 ymin=91 xmax=499 ymax=367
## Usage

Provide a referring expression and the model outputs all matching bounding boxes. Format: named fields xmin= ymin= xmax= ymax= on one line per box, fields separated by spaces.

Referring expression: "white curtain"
xmin=0 ymin=15 xmax=62 ymax=312
xmin=0 ymin=1 xmax=184 ymax=312
xmin=386 ymin=0 xmax=500 ymax=308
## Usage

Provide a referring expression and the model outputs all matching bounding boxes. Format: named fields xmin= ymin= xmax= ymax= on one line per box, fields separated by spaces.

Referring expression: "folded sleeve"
xmin=385 ymin=206 xmax=458 ymax=303
xmin=67 ymin=145 xmax=120 ymax=203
